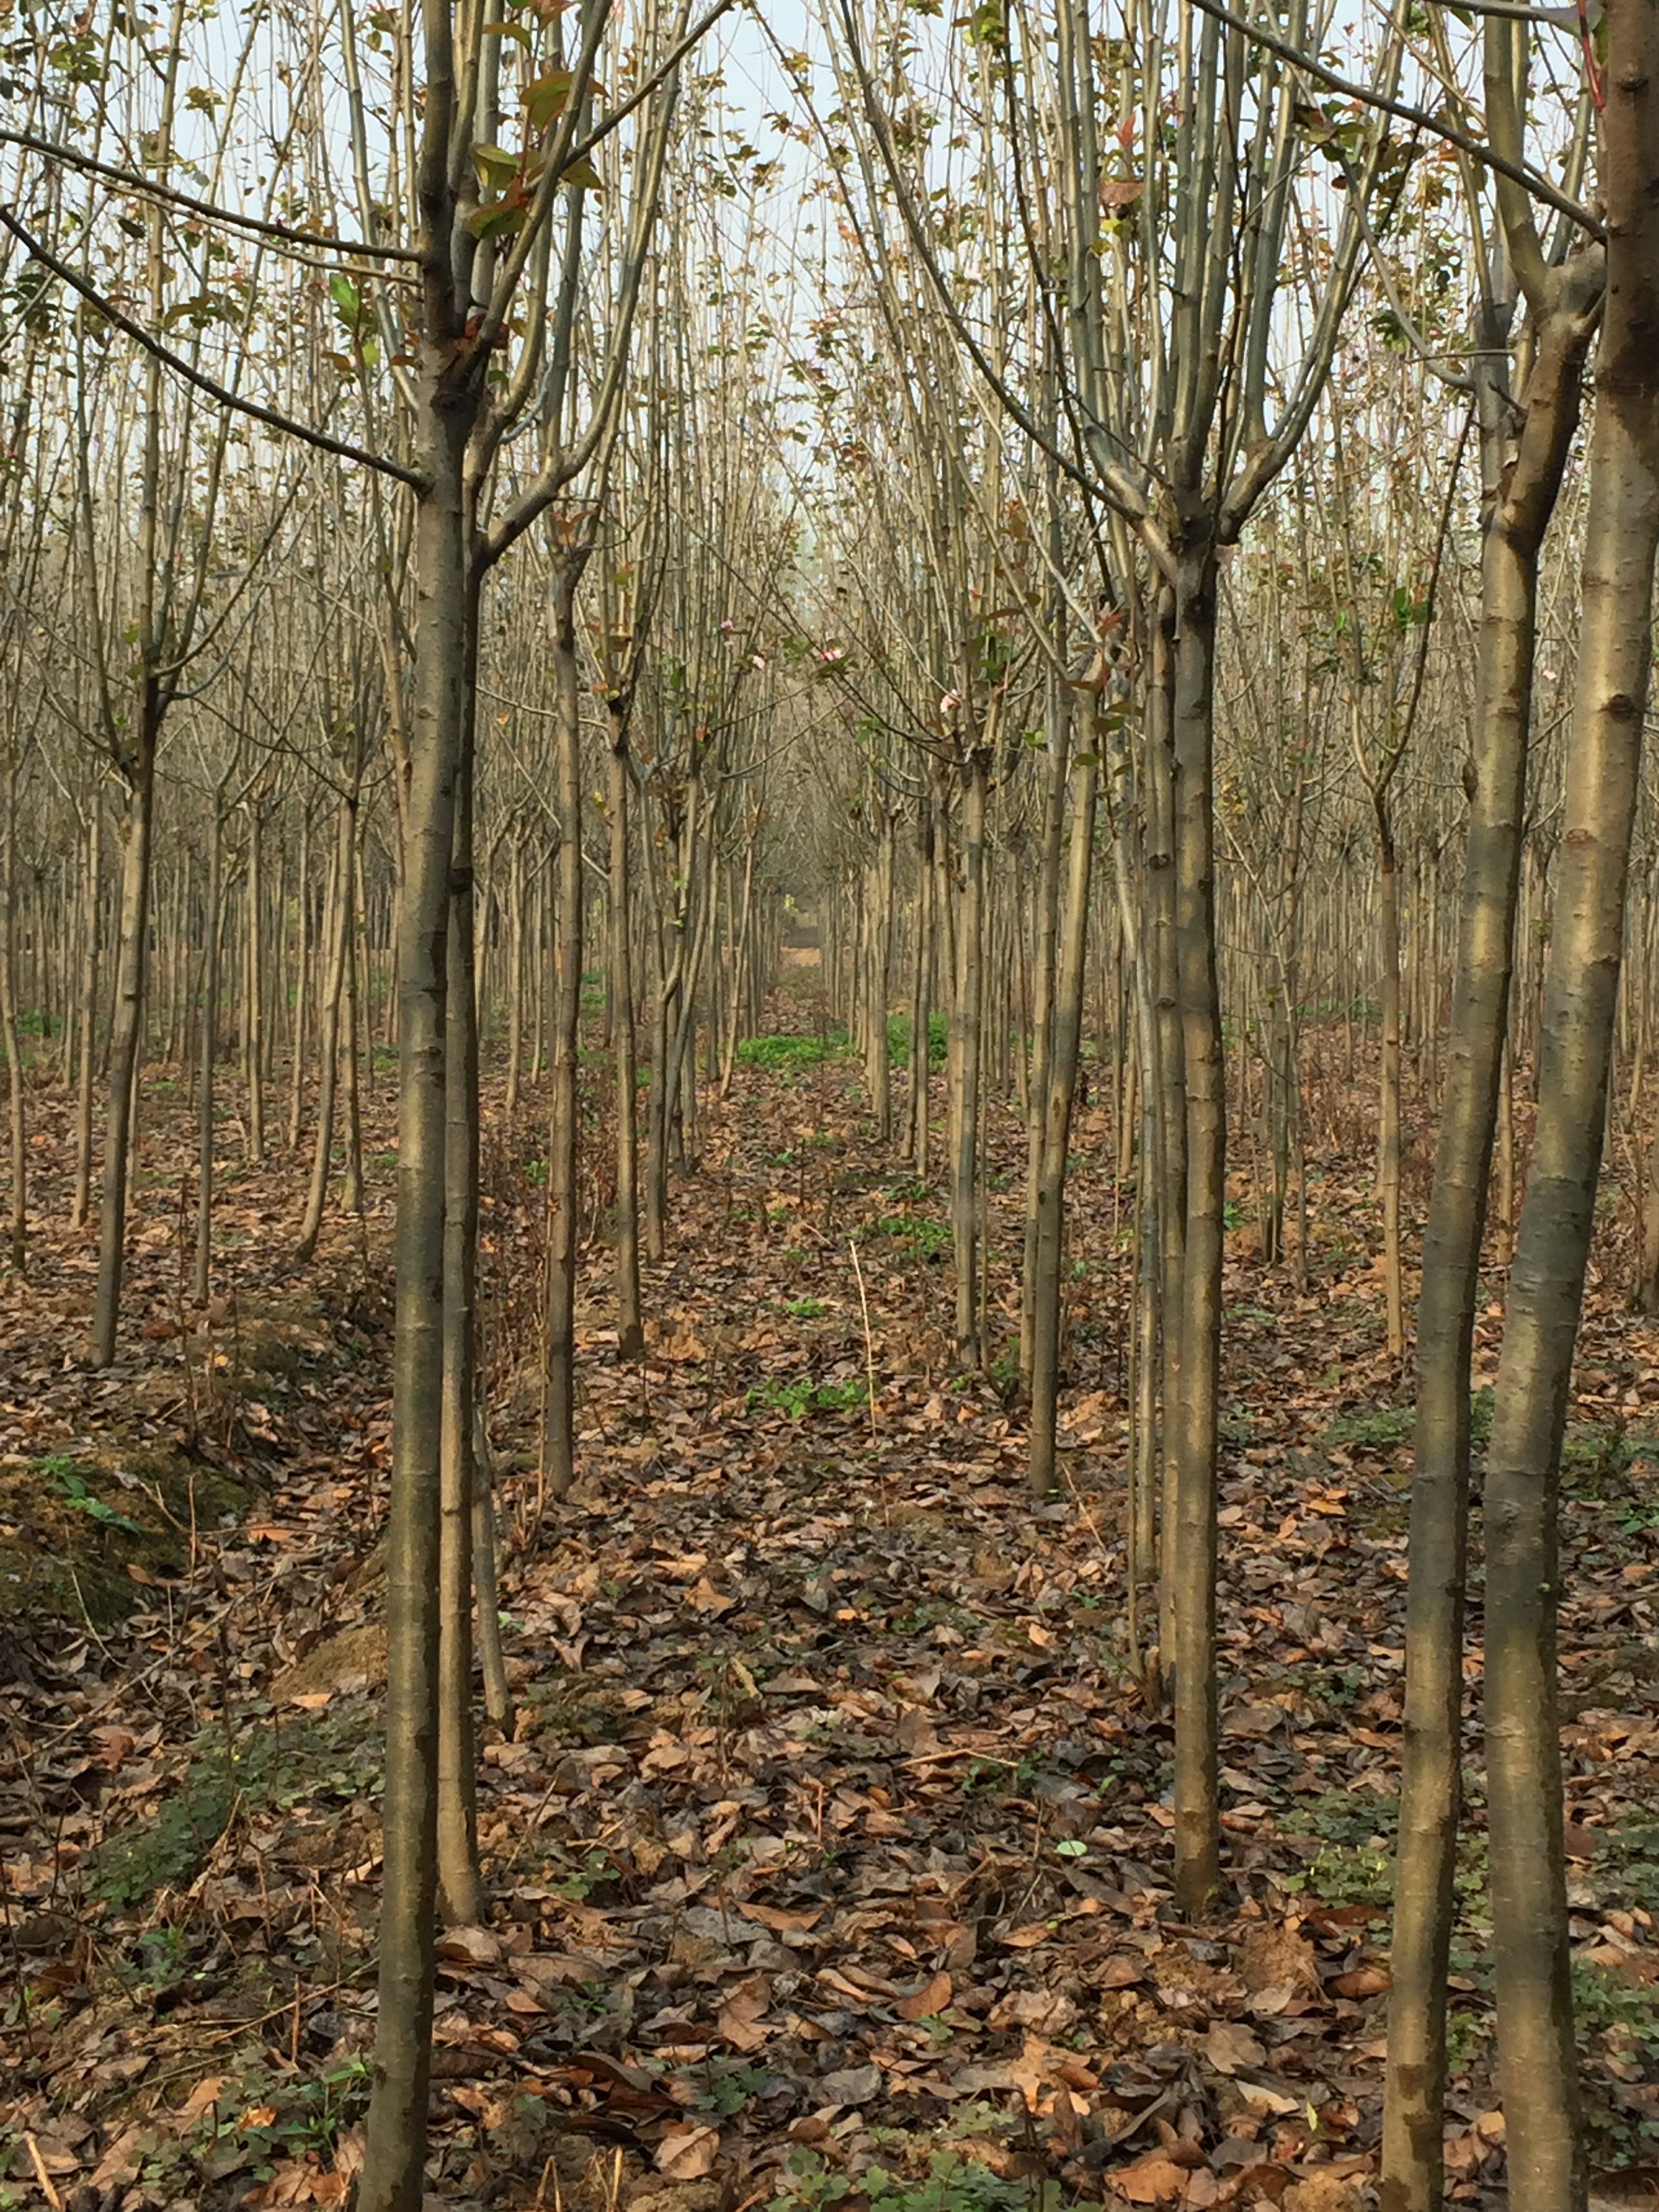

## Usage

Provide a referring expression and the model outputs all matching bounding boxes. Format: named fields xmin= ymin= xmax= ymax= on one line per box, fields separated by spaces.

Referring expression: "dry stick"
xmin=24 ymin=2136 xmax=64 ymax=2212
xmin=848 ymin=1235 xmax=879 ymax=1443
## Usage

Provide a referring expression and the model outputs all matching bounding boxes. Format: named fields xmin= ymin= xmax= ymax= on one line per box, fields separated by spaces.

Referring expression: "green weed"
xmin=873 ymin=1212 xmax=951 ymax=1261
xmin=737 ymin=1033 xmax=842 ymax=1072
xmin=769 ymin=2146 xmax=1069 ymax=2211
xmin=886 ymin=1010 xmax=948 ymax=1068
xmin=49 ymin=1461 xmax=146 ymax=1539
xmin=746 ymin=1375 xmax=868 ymax=1421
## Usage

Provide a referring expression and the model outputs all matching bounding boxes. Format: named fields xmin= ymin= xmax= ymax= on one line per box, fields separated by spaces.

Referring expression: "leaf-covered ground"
xmin=5 ymin=1018 xmax=1659 ymax=2212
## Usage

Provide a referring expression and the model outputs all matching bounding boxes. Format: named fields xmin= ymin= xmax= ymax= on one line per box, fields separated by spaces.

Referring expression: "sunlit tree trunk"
xmin=1382 ymin=264 xmax=1598 ymax=2212
xmin=1482 ymin=25 xmax=1659 ymax=2198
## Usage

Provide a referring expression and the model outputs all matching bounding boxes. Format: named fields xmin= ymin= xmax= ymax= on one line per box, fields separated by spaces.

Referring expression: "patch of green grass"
xmin=785 ymin=1297 xmax=825 ymax=1319
xmin=1324 ymin=1405 xmax=1413 ymax=1450
xmin=737 ymin=1032 xmax=844 ymax=1072
xmin=89 ymin=1706 xmax=382 ymax=1909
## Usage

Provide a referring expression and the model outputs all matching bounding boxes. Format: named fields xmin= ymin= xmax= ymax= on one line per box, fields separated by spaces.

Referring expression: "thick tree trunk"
xmin=1381 ymin=270 xmax=1599 ymax=2212
xmin=1483 ymin=43 xmax=1659 ymax=2203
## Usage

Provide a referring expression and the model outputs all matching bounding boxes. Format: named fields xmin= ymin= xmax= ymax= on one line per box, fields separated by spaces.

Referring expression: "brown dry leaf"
xmin=687 ymin=1576 xmax=737 ymax=1616
xmin=242 ymin=2160 xmax=323 ymax=2208
xmin=435 ymin=1924 xmax=501 ymax=1967
xmin=1111 ymin=2152 xmax=1189 ymax=2203
xmin=1204 ymin=2020 xmax=1266 ymax=2076
xmin=1097 ymin=1954 xmax=1145 ymax=1989
xmin=737 ymin=1903 xmax=821 ymax=1932
xmin=1002 ymin=1923 xmax=1053 ymax=1949
xmin=655 ymin=2126 xmax=720 ymax=2180
xmin=717 ymin=1973 xmax=771 ymax=2052
xmin=87 ymin=2127 xmax=151 ymax=2192
xmin=1330 ymin=1965 xmax=1389 ymax=1999
xmin=896 ymin=1969 xmax=952 ymax=2021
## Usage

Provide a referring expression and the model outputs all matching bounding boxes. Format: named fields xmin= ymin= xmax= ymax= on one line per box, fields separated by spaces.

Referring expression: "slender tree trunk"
xmin=540 ymin=558 xmax=588 ymax=1504
xmin=1028 ymin=722 xmax=1097 ymax=1495
xmin=438 ymin=620 xmax=483 ymax=1928
xmin=73 ymin=804 xmax=100 ymax=1229
xmin=505 ymin=832 xmax=525 ymax=1117
xmin=1170 ymin=545 xmax=1223 ymax=1915
xmin=1382 ymin=268 xmax=1599 ymax=2212
xmin=1147 ymin=586 xmax=1186 ymax=1681
xmin=951 ymin=750 xmax=987 ymax=1366
xmin=89 ymin=695 xmax=159 ymax=1368
xmin=295 ymin=800 xmax=354 ymax=1265
xmin=245 ymin=804 xmax=266 ymax=1164
xmin=0 ymin=750 xmax=26 ymax=1274
xmin=287 ymin=806 xmax=311 ymax=1153
xmin=609 ymin=706 xmax=644 ymax=1357
xmin=1021 ymin=672 xmax=1069 ymax=1389
xmin=360 ymin=394 xmax=472 ymax=2212
xmin=194 ymin=806 xmax=224 ymax=1307
xmin=907 ymin=803 xmax=934 ymax=1174
xmin=1376 ymin=796 xmax=1405 ymax=1359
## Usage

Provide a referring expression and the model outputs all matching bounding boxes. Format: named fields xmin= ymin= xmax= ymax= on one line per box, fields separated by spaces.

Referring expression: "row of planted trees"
xmin=2 ymin=0 xmax=1658 ymax=2201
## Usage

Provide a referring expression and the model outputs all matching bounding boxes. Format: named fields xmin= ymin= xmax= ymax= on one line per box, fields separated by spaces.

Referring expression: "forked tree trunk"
xmin=1381 ymin=266 xmax=1598 ymax=2212
xmin=1482 ymin=35 xmax=1659 ymax=2203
